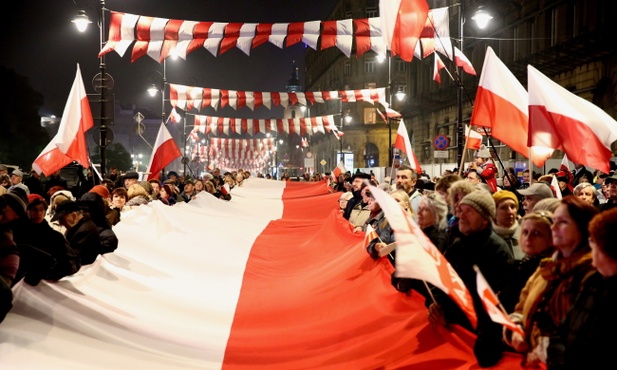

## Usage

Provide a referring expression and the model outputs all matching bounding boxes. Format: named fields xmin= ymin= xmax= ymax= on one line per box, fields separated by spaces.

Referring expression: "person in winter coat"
xmin=504 ymin=196 xmax=597 ymax=368
xmin=52 ymin=200 xmax=103 ymax=266
xmin=547 ymin=207 xmax=617 ymax=369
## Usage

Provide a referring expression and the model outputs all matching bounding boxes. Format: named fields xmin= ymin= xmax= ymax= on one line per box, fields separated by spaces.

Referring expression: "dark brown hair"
xmin=589 ymin=208 xmax=617 ymax=260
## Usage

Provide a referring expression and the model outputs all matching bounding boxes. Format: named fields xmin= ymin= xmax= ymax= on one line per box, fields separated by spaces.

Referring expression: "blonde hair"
xmin=127 ymin=183 xmax=148 ymax=199
xmin=390 ymin=189 xmax=413 ymax=216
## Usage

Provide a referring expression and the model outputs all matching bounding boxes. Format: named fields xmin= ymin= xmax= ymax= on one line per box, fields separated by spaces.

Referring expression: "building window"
xmin=364 ymin=142 xmax=379 ymax=168
xmin=365 ymin=7 xmax=378 ymax=18
xmin=364 ymin=58 xmax=376 ymax=74
xmin=364 ymin=107 xmax=377 ymax=124
xmin=395 ymin=59 xmax=406 ymax=72
xmin=344 ymin=60 xmax=351 ymax=76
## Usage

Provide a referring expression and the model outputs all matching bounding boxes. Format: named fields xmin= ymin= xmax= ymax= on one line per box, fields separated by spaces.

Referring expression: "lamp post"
xmin=455 ymin=2 xmax=493 ymax=164
xmin=73 ymin=0 xmax=109 ymax=176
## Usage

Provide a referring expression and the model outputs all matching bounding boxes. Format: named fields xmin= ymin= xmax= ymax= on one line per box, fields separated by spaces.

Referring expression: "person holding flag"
xmin=428 ymin=189 xmax=514 ymax=367
xmin=467 ymin=145 xmax=498 ymax=193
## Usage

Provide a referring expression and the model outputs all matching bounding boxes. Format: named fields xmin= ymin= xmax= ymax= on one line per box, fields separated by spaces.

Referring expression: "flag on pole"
xmin=551 ymin=174 xmax=563 ymax=200
xmin=560 ymin=153 xmax=571 ymax=172
xmin=332 ymin=161 xmax=347 ymax=179
xmin=474 ymin=266 xmax=524 ymax=336
xmin=369 ymin=185 xmax=477 ymax=328
xmin=379 ymin=0 xmax=429 ymax=62
xmin=376 ymin=107 xmax=402 ymax=122
xmin=453 ymin=47 xmax=476 ymax=75
xmin=528 ymin=65 xmax=617 ymax=174
xmin=392 ymin=120 xmax=422 ymax=173
xmin=470 ymin=47 xmax=553 ymax=167
xmin=146 ymin=123 xmax=182 ymax=180
xmin=363 ymin=224 xmax=379 ymax=250
xmin=433 ymin=52 xmax=446 ymax=84
xmin=464 ymin=125 xmax=483 ymax=150
xmin=33 ymin=64 xmax=94 ymax=176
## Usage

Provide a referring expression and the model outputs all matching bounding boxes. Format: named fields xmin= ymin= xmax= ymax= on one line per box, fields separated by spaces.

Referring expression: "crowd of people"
xmin=0 ymin=164 xmax=253 ymax=322
xmin=1 ymin=153 xmax=617 ymax=369
xmin=334 ymin=148 xmax=617 ymax=369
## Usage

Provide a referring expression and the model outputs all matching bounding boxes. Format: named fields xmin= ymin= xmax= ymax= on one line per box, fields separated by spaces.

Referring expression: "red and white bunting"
xmin=100 ymin=12 xmax=391 ymax=62
xmin=191 ymin=114 xmax=339 ymax=137
xmin=170 ymin=84 xmax=385 ymax=112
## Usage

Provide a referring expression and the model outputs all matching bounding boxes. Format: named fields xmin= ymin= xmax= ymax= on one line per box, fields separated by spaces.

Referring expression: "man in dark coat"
xmin=52 ymin=200 xmax=103 ymax=265
xmin=428 ymin=190 xmax=514 ymax=367
xmin=342 ymin=172 xmax=371 ymax=220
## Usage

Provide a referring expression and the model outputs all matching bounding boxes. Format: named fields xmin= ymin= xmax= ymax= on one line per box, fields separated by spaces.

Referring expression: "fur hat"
xmin=124 ymin=171 xmax=139 ymax=180
xmin=1 ymin=192 xmax=27 ymax=219
xmin=475 ymin=145 xmax=491 ymax=159
xmin=139 ymin=181 xmax=153 ymax=195
xmin=492 ymin=190 xmax=519 ymax=209
xmin=459 ymin=190 xmax=496 ymax=221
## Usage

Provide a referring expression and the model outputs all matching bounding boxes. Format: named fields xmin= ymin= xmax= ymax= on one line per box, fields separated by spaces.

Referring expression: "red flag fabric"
xmin=465 ymin=125 xmax=483 ymax=150
xmin=475 ymin=266 xmax=525 ymax=336
xmin=392 ymin=120 xmax=422 ymax=173
xmin=379 ymin=0 xmax=429 ymax=62
xmin=470 ymin=47 xmax=553 ymax=167
xmin=33 ymin=64 xmax=94 ymax=176
xmin=528 ymin=65 xmax=617 ymax=173
xmin=146 ymin=123 xmax=182 ymax=180
xmin=369 ymin=185 xmax=477 ymax=328
xmin=433 ymin=52 xmax=446 ymax=83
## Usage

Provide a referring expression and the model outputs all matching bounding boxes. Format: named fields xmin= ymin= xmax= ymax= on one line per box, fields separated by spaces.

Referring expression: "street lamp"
xmin=340 ymin=109 xmax=352 ymax=166
xmin=456 ymin=3 xmax=493 ymax=164
xmin=73 ymin=0 xmax=109 ymax=176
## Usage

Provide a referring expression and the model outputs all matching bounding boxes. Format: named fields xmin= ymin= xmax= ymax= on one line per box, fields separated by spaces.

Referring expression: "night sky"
xmin=0 ymin=0 xmax=337 ymax=119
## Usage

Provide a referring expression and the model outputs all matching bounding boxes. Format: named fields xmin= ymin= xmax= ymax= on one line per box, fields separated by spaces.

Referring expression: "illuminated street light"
xmin=472 ymin=7 xmax=493 ymax=29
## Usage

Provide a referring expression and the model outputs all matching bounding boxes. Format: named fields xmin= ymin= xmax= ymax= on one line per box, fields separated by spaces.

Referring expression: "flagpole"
xmin=481 ymin=127 xmax=512 ymax=184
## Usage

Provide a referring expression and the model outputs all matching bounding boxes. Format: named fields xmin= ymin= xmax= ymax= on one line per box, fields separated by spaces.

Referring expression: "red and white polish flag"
xmin=433 ymin=52 xmax=446 ymax=84
xmin=0 ymin=180 xmax=527 ymax=368
xmin=465 ymin=125 xmax=483 ymax=150
xmin=33 ymin=64 xmax=94 ymax=176
xmin=146 ymin=123 xmax=182 ymax=180
xmin=475 ymin=266 xmax=524 ymax=336
xmin=393 ymin=119 xmax=422 ymax=173
xmin=379 ymin=0 xmax=429 ymax=62
xmin=471 ymin=47 xmax=553 ymax=167
xmin=528 ymin=65 xmax=617 ymax=174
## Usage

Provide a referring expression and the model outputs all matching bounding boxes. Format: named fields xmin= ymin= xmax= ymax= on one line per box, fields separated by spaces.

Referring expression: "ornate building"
xmin=303 ymin=0 xmax=617 ymax=175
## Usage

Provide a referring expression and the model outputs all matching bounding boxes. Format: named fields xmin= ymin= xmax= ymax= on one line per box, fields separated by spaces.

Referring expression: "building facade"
xmin=303 ymin=0 xmax=617 ymax=176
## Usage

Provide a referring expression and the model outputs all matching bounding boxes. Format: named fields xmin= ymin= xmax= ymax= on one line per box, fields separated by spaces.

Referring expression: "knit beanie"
xmin=89 ymin=185 xmax=110 ymax=199
xmin=459 ymin=190 xmax=496 ymax=221
xmin=2 ymin=192 xmax=27 ymax=219
xmin=492 ymin=190 xmax=519 ymax=209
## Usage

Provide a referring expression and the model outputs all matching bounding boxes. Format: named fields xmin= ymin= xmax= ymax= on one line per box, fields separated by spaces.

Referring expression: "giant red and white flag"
xmin=369 ymin=185 xmax=477 ymax=328
xmin=393 ymin=120 xmax=422 ymax=173
xmin=433 ymin=52 xmax=446 ymax=84
xmin=465 ymin=125 xmax=483 ymax=150
xmin=380 ymin=0 xmax=429 ymax=62
xmin=470 ymin=47 xmax=552 ymax=167
xmin=146 ymin=123 xmax=182 ymax=180
xmin=528 ymin=65 xmax=617 ymax=174
xmin=475 ymin=266 xmax=524 ymax=336
xmin=0 ymin=180 xmax=526 ymax=368
xmin=32 ymin=64 xmax=94 ymax=176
